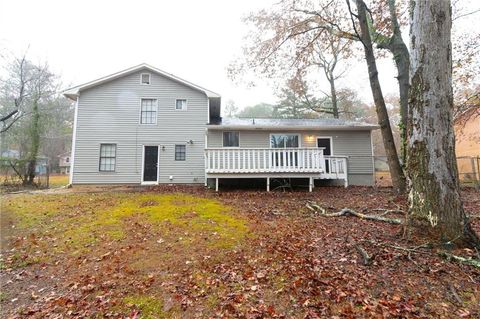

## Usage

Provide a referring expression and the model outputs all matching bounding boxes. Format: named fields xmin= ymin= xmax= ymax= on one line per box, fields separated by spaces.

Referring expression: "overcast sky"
xmin=0 ymin=0 xmax=477 ymax=109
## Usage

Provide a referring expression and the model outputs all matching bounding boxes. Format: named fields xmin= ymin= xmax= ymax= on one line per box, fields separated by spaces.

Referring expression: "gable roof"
xmin=63 ymin=63 xmax=221 ymax=101
xmin=207 ymin=117 xmax=379 ymax=130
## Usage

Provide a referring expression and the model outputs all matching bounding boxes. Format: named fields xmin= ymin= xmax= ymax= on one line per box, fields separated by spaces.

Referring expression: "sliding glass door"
xmin=270 ymin=134 xmax=299 ymax=167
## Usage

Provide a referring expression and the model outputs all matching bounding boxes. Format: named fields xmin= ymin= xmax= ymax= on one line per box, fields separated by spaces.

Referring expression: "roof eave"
xmin=63 ymin=90 xmax=79 ymax=101
xmin=62 ymin=63 xmax=221 ymax=100
xmin=206 ymin=125 xmax=379 ymax=131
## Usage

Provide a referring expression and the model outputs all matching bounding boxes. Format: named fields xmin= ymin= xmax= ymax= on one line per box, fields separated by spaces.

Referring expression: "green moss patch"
xmin=123 ymin=295 xmax=167 ymax=319
xmin=3 ymin=192 xmax=248 ymax=253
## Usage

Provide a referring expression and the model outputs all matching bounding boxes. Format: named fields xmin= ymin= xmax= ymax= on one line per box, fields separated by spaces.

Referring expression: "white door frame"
xmin=141 ymin=144 xmax=160 ymax=185
xmin=316 ymin=136 xmax=333 ymax=155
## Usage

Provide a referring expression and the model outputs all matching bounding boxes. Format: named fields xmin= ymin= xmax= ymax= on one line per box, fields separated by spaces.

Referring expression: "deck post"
xmin=215 ymin=178 xmax=219 ymax=192
xmin=309 ymin=177 xmax=313 ymax=192
xmin=267 ymin=177 xmax=270 ymax=192
xmin=344 ymin=177 xmax=348 ymax=188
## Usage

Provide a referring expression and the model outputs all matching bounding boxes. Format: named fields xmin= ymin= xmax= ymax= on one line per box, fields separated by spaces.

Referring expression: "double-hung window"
xmin=223 ymin=131 xmax=239 ymax=147
xmin=175 ymin=145 xmax=186 ymax=161
xmin=99 ymin=144 xmax=116 ymax=171
xmin=140 ymin=99 xmax=157 ymax=124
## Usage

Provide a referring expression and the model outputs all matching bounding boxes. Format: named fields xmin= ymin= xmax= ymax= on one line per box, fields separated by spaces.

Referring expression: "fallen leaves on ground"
xmin=0 ymin=185 xmax=479 ymax=318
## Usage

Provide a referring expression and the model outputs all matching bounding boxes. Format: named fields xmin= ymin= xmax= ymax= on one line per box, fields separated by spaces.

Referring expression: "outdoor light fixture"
xmin=162 ymin=146 xmax=166 ymax=151
xmin=188 ymin=140 xmax=194 ymax=145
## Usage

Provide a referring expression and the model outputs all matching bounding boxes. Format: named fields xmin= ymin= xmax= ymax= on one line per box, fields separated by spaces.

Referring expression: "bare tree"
xmin=0 ymin=55 xmax=29 ymax=133
xmin=407 ymin=0 xmax=479 ymax=247
xmin=309 ymin=35 xmax=351 ymax=118
xmin=224 ymin=100 xmax=239 ymax=118
xmin=1 ymin=56 xmax=58 ymax=186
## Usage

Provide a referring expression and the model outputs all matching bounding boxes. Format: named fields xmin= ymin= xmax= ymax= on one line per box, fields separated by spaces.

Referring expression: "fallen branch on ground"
xmin=385 ymin=243 xmax=432 ymax=255
xmin=306 ymin=202 xmax=403 ymax=224
xmin=355 ymin=244 xmax=373 ymax=266
xmin=439 ymin=252 xmax=480 ymax=269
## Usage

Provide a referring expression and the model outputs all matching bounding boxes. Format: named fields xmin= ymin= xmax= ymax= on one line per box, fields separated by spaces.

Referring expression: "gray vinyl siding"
xmin=72 ymin=70 xmax=208 ymax=184
xmin=207 ymin=130 xmax=374 ymax=185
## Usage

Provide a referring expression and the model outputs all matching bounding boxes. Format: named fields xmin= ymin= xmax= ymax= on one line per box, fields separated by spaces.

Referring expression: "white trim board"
xmin=316 ymin=136 xmax=333 ymax=155
xmin=140 ymin=144 xmax=160 ymax=184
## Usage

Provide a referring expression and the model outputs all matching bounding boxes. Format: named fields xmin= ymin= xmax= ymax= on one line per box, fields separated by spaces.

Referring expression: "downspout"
xmin=204 ymin=127 xmax=208 ymax=186
xmin=69 ymin=95 xmax=80 ymax=185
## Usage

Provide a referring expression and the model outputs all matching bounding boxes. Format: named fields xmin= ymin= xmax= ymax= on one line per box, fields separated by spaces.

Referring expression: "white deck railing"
xmin=323 ymin=156 xmax=348 ymax=178
xmin=205 ymin=148 xmax=326 ymax=174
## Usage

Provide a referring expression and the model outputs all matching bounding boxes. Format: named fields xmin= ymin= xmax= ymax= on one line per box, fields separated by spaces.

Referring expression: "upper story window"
xmin=223 ymin=131 xmax=240 ymax=147
xmin=141 ymin=73 xmax=151 ymax=85
xmin=140 ymin=99 xmax=157 ymax=124
xmin=175 ymin=99 xmax=187 ymax=110
xmin=99 ymin=144 xmax=116 ymax=172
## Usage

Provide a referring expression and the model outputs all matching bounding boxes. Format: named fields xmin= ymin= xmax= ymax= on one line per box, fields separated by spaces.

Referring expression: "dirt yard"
xmin=1 ymin=185 xmax=479 ymax=318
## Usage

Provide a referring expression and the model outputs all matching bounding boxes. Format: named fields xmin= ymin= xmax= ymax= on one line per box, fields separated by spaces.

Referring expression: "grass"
xmin=2 ymin=192 xmax=249 ymax=254
xmin=123 ymin=295 xmax=169 ymax=319
xmin=48 ymin=175 xmax=69 ymax=188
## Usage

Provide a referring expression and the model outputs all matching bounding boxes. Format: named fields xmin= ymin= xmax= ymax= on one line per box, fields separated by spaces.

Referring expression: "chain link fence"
xmin=372 ymin=155 xmax=479 ymax=188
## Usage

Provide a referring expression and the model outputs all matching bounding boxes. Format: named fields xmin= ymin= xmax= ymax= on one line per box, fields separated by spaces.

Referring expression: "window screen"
xmin=140 ymin=99 xmax=157 ymax=124
xmin=99 ymin=144 xmax=116 ymax=171
xmin=223 ymin=131 xmax=239 ymax=147
xmin=175 ymin=145 xmax=186 ymax=161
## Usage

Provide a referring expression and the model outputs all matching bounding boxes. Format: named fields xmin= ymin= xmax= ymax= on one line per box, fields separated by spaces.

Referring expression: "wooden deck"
xmin=205 ymin=148 xmax=348 ymax=191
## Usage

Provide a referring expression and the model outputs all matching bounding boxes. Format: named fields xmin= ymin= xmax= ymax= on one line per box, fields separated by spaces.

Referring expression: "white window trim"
xmin=175 ymin=98 xmax=188 ymax=111
xmin=140 ymin=144 xmax=160 ymax=185
xmin=316 ymin=136 xmax=334 ymax=155
xmin=139 ymin=98 xmax=158 ymax=125
xmin=140 ymin=73 xmax=151 ymax=85
xmin=222 ymin=131 xmax=240 ymax=148
xmin=98 ymin=143 xmax=117 ymax=172
xmin=269 ymin=133 xmax=301 ymax=148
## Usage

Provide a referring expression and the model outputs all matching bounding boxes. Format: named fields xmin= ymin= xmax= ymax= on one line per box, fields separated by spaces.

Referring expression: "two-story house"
xmin=58 ymin=153 xmax=71 ymax=174
xmin=64 ymin=64 xmax=378 ymax=191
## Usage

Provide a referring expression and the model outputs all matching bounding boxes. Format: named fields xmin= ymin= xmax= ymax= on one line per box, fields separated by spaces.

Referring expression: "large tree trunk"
xmin=355 ymin=0 xmax=406 ymax=193
xmin=408 ymin=0 xmax=479 ymax=247
xmin=328 ymin=75 xmax=339 ymax=119
xmin=24 ymin=98 xmax=40 ymax=186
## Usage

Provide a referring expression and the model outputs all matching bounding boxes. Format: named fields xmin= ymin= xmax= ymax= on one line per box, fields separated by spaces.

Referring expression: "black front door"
xmin=143 ymin=146 xmax=158 ymax=182
xmin=317 ymin=138 xmax=332 ymax=173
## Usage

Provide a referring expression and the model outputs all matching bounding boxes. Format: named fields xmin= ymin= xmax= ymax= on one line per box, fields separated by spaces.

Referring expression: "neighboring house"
xmin=1 ymin=149 xmax=20 ymax=159
xmin=64 ymin=64 xmax=378 ymax=191
xmin=58 ymin=153 xmax=71 ymax=174
xmin=0 ymin=150 xmax=48 ymax=174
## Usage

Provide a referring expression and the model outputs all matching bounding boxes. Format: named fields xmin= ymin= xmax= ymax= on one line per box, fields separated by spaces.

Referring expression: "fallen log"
xmin=306 ymin=202 xmax=403 ymax=225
